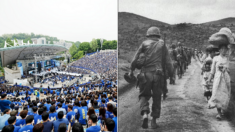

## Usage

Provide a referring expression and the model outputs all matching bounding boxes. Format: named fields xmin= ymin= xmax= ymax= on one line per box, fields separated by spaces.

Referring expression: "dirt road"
xmin=118 ymin=59 xmax=235 ymax=132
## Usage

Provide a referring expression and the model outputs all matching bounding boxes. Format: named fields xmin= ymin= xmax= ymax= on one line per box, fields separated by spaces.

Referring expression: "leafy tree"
xmin=90 ymin=39 xmax=98 ymax=52
xmin=14 ymin=38 xmax=19 ymax=46
xmin=111 ymin=40 xmax=117 ymax=49
xmin=74 ymin=41 xmax=81 ymax=48
xmin=0 ymin=43 xmax=4 ymax=48
xmin=69 ymin=44 xmax=78 ymax=57
xmin=101 ymin=40 xmax=117 ymax=50
xmin=6 ymin=38 xmax=14 ymax=47
xmin=50 ymin=41 xmax=54 ymax=44
xmin=78 ymin=42 xmax=92 ymax=53
xmin=96 ymin=39 xmax=101 ymax=49
xmin=31 ymin=33 xmax=35 ymax=37
xmin=73 ymin=51 xmax=84 ymax=59
xmin=23 ymin=37 xmax=32 ymax=43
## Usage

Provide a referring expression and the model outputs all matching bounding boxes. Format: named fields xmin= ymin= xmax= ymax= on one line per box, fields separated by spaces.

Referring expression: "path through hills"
xmin=118 ymin=59 xmax=235 ymax=132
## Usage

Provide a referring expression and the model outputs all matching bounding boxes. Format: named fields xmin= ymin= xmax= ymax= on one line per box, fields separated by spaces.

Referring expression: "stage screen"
xmin=28 ymin=63 xmax=35 ymax=67
xmin=44 ymin=60 xmax=51 ymax=66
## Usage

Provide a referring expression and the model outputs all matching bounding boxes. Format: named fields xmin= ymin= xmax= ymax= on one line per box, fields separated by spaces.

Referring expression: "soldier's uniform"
xmin=187 ymin=48 xmax=192 ymax=64
xmin=130 ymin=27 xmax=173 ymax=128
xmin=169 ymin=44 xmax=177 ymax=84
xmin=175 ymin=44 xmax=186 ymax=78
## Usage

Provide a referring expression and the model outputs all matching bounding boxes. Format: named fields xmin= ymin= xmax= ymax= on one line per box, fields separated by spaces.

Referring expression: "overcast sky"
xmin=119 ymin=0 xmax=235 ymax=24
xmin=0 ymin=0 xmax=117 ymax=42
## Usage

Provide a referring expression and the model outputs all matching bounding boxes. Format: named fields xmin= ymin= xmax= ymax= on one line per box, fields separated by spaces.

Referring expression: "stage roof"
xmin=0 ymin=44 xmax=68 ymax=67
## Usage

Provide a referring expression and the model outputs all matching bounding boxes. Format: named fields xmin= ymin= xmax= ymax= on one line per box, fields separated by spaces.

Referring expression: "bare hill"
xmin=201 ymin=17 xmax=235 ymax=26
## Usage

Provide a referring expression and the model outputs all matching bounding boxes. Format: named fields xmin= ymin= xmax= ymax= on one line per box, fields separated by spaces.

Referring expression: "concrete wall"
xmin=4 ymin=67 xmax=21 ymax=83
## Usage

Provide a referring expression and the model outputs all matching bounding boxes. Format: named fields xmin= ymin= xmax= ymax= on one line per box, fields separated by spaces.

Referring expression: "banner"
xmin=17 ymin=62 xmax=23 ymax=76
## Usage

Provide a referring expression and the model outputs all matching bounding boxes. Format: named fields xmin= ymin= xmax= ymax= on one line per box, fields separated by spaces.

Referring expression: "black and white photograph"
xmin=0 ymin=0 xmax=117 ymax=132
xmin=118 ymin=0 xmax=235 ymax=131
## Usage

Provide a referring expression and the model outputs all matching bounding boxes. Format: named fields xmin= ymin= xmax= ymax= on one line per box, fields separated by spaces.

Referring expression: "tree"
xmin=69 ymin=44 xmax=78 ymax=57
xmin=31 ymin=33 xmax=35 ymax=38
xmin=96 ymin=39 xmax=101 ymax=49
xmin=74 ymin=51 xmax=84 ymax=59
xmin=50 ymin=41 xmax=54 ymax=44
xmin=102 ymin=41 xmax=109 ymax=50
xmin=78 ymin=42 xmax=92 ymax=53
xmin=14 ymin=38 xmax=19 ymax=46
xmin=74 ymin=41 xmax=81 ymax=48
xmin=23 ymin=37 xmax=32 ymax=43
xmin=6 ymin=38 xmax=14 ymax=47
xmin=90 ymin=39 xmax=98 ymax=52
xmin=110 ymin=40 xmax=117 ymax=49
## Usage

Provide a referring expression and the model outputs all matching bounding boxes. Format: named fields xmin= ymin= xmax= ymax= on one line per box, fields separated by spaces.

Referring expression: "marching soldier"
xmin=128 ymin=27 xmax=173 ymax=128
xmin=176 ymin=43 xmax=186 ymax=78
xmin=169 ymin=44 xmax=178 ymax=84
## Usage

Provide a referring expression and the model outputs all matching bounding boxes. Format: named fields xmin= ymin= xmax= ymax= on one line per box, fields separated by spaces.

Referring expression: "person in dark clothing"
xmin=129 ymin=26 xmax=173 ymax=128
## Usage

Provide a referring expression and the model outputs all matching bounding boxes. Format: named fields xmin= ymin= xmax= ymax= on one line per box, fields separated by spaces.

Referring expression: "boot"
xmin=151 ymin=117 xmax=159 ymax=129
xmin=142 ymin=113 xmax=148 ymax=129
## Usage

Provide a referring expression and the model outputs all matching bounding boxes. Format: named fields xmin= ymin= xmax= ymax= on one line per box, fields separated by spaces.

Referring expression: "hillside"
xmin=118 ymin=12 xmax=235 ymax=62
xmin=118 ymin=12 xmax=170 ymax=62
xmin=0 ymin=33 xmax=61 ymax=48
xmin=201 ymin=17 xmax=235 ymax=26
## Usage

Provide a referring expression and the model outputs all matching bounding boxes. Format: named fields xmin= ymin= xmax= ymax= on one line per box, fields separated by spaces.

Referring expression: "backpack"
xmin=135 ymin=41 xmax=158 ymax=69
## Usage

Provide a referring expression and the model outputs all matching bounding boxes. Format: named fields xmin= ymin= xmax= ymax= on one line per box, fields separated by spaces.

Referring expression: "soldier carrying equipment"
xmin=129 ymin=27 xmax=173 ymax=129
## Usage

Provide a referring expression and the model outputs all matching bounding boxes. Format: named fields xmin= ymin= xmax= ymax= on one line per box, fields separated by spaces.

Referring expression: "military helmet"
xmin=171 ymin=44 xmax=176 ymax=49
xmin=146 ymin=27 xmax=161 ymax=37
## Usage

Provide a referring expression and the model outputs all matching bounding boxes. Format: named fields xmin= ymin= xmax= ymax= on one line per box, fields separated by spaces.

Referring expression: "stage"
xmin=32 ymin=67 xmax=82 ymax=77
xmin=33 ymin=74 xmax=92 ymax=89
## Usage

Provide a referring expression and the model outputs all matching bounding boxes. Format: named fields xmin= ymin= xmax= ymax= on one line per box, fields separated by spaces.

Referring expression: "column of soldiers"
xmin=169 ymin=42 xmax=193 ymax=83
xmin=126 ymin=26 xmax=195 ymax=129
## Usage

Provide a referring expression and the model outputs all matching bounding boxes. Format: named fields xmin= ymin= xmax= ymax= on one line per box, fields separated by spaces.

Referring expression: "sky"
xmin=0 ymin=0 xmax=117 ymax=42
xmin=119 ymin=0 xmax=235 ymax=24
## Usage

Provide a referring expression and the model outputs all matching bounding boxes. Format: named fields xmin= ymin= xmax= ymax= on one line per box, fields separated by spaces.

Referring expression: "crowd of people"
xmin=0 ymin=50 xmax=118 ymax=132
xmin=169 ymin=27 xmax=235 ymax=121
xmin=71 ymin=51 xmax=117 ymax=80
xmin=125 ymin=26 xmax=235 ymax=129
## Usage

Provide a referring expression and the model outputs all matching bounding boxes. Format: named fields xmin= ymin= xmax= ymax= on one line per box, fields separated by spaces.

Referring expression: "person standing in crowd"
xmin=34 ymin=108 xmax=44 ymax=124
xmin=0 ymin=109 xmax=11 ymax=130
xmin=42 ymin=112 xmax=53 ymax=132
xmin=201 ymin=45 xmax=218 ymax=100
xmin=58 ymin=123 xmax=68 ymax=132
xmin=49 ymin=106 xmax=57 ymax=121
xmin=86 ymin=114 xmax=101 ymax=132
xmin=15 ymin=110 xmax=28 ymax=127
xmin=72 ymin=101 xmax=80 ymax=121
xmin=7 ymin=116 xmax=21 ymax=132
xmin=0 ymin=93 xmax=11 ymax=112
xmin=72 ymin=122 xmax=84 ymax=132
xmin=66 ymin=105 xmax=76 ymax=126
xmin=2 ymin=125 xmax=15 ymax=132
xmin=33 ymin=123 xmax=44 ymax=132
xmin=129 ymin=26 xmax=173 ymax=128
xmin=18 ymin=115 xmax=34 ymax=132
xmin=169 ymin=44 xmax=178 ymax=85
xmin=112 ymin=107 xmax=117 ymax=132
xmin=56 ymin=103 xmax=66 ymax=115
xmin=107 ymin=96 xmax=116 ymax=107
xmin=53 ymin=111 xmax=70 ymax=132
xmin=100 ymin=118 xmax=115 ymax=132
xmin=78 ymin=101 xmax=88 ymax=125
xmin=207 ymin=27 xmax=233 ymax=120
xmin=5 ymin=110 xmax=19 ymax=126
